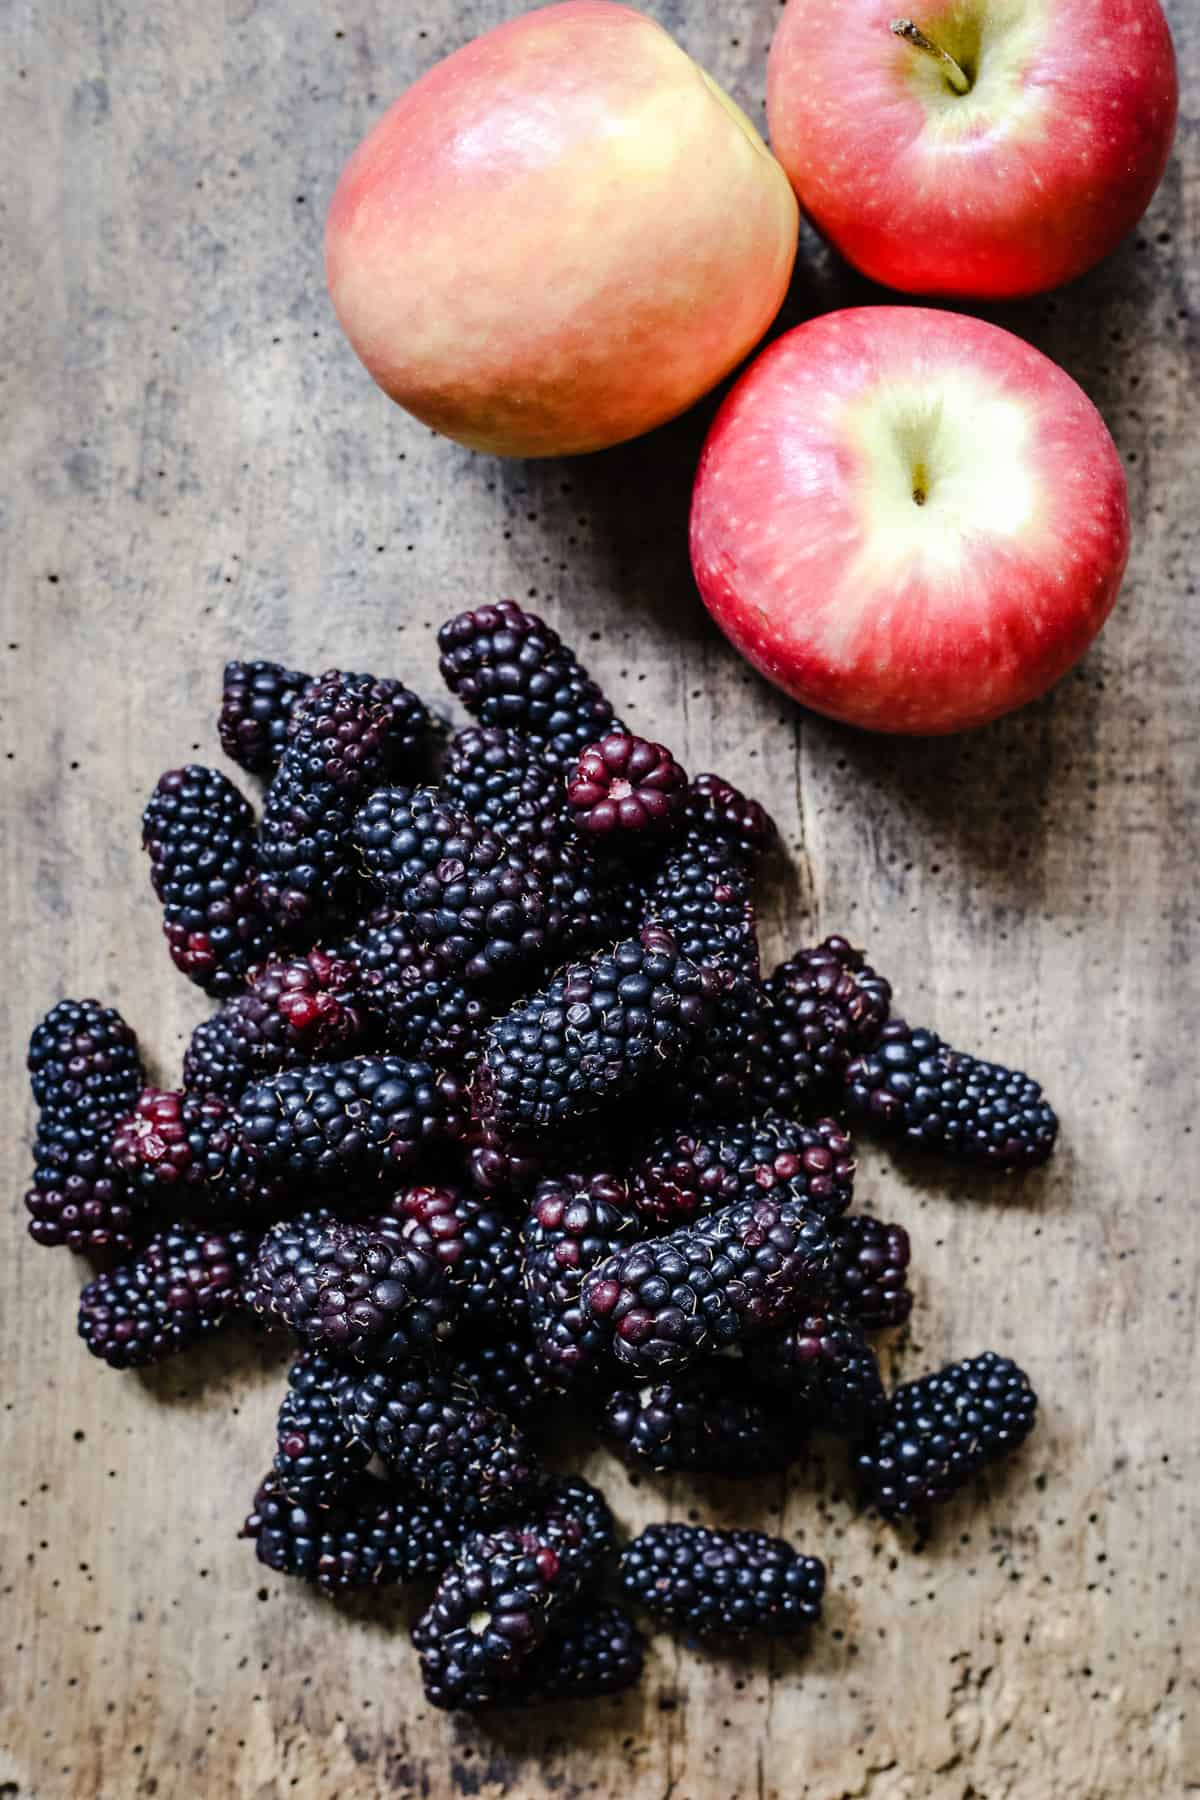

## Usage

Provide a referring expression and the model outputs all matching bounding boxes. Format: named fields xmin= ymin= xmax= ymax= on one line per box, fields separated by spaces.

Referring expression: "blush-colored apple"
xmin=689 ymin=307 xmax=1130 ymax=735
xmin=326 ymin=1 xmax=799 ymax=458
xmin=767 ymin=0 xmax=1177 ymax=299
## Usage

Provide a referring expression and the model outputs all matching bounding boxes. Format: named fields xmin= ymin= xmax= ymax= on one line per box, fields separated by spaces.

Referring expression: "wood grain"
xmin=2 ymin=3 xmax=1197 ymax=1795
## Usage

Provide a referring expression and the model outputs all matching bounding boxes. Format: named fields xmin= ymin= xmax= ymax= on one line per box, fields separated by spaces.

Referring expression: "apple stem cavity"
xmin=889 ymin=19 xmax=972 ymax=96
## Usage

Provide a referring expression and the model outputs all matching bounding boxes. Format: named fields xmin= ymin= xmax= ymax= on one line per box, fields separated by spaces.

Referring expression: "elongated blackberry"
xmin=476 ymin=927 xmax=719 ymax=1133
xmin=183 ymin=948 xmax=370 ymax=1102
xmin=857 ymin=1353 xmax=1038 ymax=1519
xmin=582 ymin=1194 xmax=834 ymax=1376
xmin=440 ymin=726 xmax=566 ymax=859
xmin=243 ymin=1471 xmax=463 ymax=1590
xmin=619 ymin=1524 xmax=825 ymax=1641
xmin=25 ymin=1114 xmax=140 ymax=1252
xmin=390 ymin=1185 xmax=524 ymax=1329
xmin=273 ymin=1352 xmax=372 ymax=1498
xmin=28 ymin=998 xmax=144 ymax=1120
xmin=244 ymin=1213 xmax=452 ymax=1364
xmin=566 ymin=733 xmax=686 ymax=839
xmin=235 ymin=1055 xmax=467 ymax=1185
xmin=219 ymin=659 xmax=312 ymax=775
xmin=112 ymin=1087 xmax=283 ymax=1219
xmin=142 ymin=765 xmax=274 ymax=996
xmin=844 ymin=1020 xmax=1059 ymax=1170
xmin=630 ymin=1115 xmax=855 ymax=1228
xmin=600 ymin=1362 xmax=795 ymax=1475
xmin=521 ymin=1171 xmax=639 ymax=1381
xmin=334 ymin=1358 xmax=541 ymax=1521
xmin=257 ymin=669 xmax=431 ymax=928
xmin=438 ymin=600 xmax=619 ymax=769
xmin=667 ymin=980 xmax=768 ymax=1119
xmin=746 ymin=1311 xmax=886 ymax=1434
xmin=754 ymin=939 xmax=892 ymax=1115
xmin=826 ymin=1215 xmax=912 ymax=1331
xmin=334 ymin=909 xmax=489 ymax=1064
xmin=683 ymin=773 xmax=776 ymax=866
xmin=78 ymin=1225 xmax=257 ymax=1368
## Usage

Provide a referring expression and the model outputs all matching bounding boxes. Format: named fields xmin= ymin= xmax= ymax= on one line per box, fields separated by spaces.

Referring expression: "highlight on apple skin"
xmin=767 ymin=0 xmax=1178 ymax=300
xmin=325 ymin=1 xmax=800 ymax=459
xmin=688 ymin=307 xmax=1131 ymax=737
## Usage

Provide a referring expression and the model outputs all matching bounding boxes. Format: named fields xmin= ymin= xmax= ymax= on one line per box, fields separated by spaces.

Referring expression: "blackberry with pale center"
xmin=619 ymin=1523 xmax=825 ymax=1641
xmin=566 ymin=732 xmax=687 ymax=839
xmin=219 ymin=659 xmax=312 ymax=776
xmin=243 ymin=1471 xmax=463 ymax=1590
xmin=78 ymin=1224 xmax=257 ymax=1368
xmin=521 ymin=1170 xmax=639 ymax=1382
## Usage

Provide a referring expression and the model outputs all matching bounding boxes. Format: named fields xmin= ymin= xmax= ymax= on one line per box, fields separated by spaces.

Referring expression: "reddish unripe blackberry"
xmin=243 ymin=1471 xmax=463 ymax=1590
xmin=25 ymin=1116 xmax=140 ymax=1253
xmin=826 ymin=1216 xmax=912 ymax=1331
xmin=754 ymin=938 xmax=892 ymax=1114
xmin=272 ymin=1352 xmax=372 ymax=1498
xmin=27 ymin=998 xmax=144 ymax=1120
xmin=683 ymin=773 xmax=777 ymax=865
xmin=78 ymin=1224 xmax=257 ymax=1368
xmin=521 ymin=1170 xmax=639 ymax=1382
xmin=437 ymin=600 xmax=619 ymax=769
xmin=629 ymin=1115 xmax=855 ymax=1229
xmin=335 ymin=908 xmax=490 ymax=1064
xmin=600 ymin=1362 xmax=795 ymax=1475
xmin=746 ymin=1311 xmax=887 ymax=1434
xmin=112 ymin=1087 xmax=283 ymax=1219
xmin=844 ymin=1019 xmax=1058 ymax=1170
xmin=566 ymin=733 xmax=687 ymax=839
xmin=218 ymin=659 xmax=312 ymax=776
xmin=183 ymin=948 xmax=370 ymax=1103
xmin=619 ymin=1523 xmax=825 ymax=1641
xmin=390 ymin=1185 xmax=524 ymax=1330
xmin=513 ymin=1603 xmax=645 ymax=1705
xmin=142 ymin=764 xmax=274 ymax=996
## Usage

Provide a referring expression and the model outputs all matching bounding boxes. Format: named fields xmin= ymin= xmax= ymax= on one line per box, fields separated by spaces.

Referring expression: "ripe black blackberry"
xmin=600 ymin=1362 xmax=795 ymax=1476
xmin=389 ymin=1185 xmax=524 ymax=1330
xmin=27 ymin=998 xmax=144 ymax=1120
xmin=244 ymin=1213 xmax=452 ymax=1364
xmin=112 ymin=1087 xmax=284 ymax=1219
xmin=142 ymin=764 xmax=274 ymax=996
xmin=844 ymin=1019 xmax=1059 ymax=1170
xmin=25 ymin=1114 xmax=140 ymax=1253
xmin=642 ymin=833 xmax=759 ymax=983
xmin=272 ymin=1352 xmax=372 ymax=1498
xmin=257 ymin=669 xmax=432 ymax=928
xmin=243 ymin=1471 xmax=463 ymax=1590
xmin=630 ymin=1115 xmax=855 ymax=1228
xmin=451 ymin=1335 xmax=556 ymax=1422
xmin=521 ymin=1171 xmax=639 ymax=1381
xmin=462 ymin=1115 xmax=548 ymax=1202
xmin=582 ymin=1193 xmax=834 ymax=1377
xmin=514 ymin=1603 xmax=645 ymax=1705
xmin=826 ymin=1215 xmax=912 ymax=1331
xmin=476 ymin=926 xmax=719 ymax=1133
xmin=354 ymin=785 xmax=552 ymax=986
xmin=218 ymin=659 xmax=312 ymax=776
xmin=334 ymin=1357 xmax=541 ymax=1521
xmin=746 ymin=1311 xmax=887 ymax=1435
xmin=857 ymin=1352 xmax=1038 ymax=1519
xmin=78 ymin=1225 xmax=257 ymax=1368
xmin=235 ymin=1055 xmax=468 ymax=1185
xmin=437 ymin=600 xmax=619 ymax=769
xmin=183 ymin=948 xmax=370 ymax=1102
xmin=619 ymin=1524 xmax=825 ymax=1641
xmin=682 ymin=773 xmax=777 ymax=866
xmin=335 ymin=908 xmax=490 ymax=1064
xmin=440 ymin=726 xmax=566 ymax=859
xmin=666 ymin=980 xmax=769 ymax=1119
xmin=566 ymin=733 xmax=687 ymax=839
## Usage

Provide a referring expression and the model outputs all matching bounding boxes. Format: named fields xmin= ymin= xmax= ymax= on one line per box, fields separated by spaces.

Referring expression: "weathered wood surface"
xmin=2 ymin=3 xmax=1197 ymax=1795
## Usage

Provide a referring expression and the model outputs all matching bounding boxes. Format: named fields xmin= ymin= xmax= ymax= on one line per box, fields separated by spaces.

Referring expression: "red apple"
xmin=326 ymin=1 xmax=798 ymax=458
xmin=689 ymin=307 xmax=1130 ymax=735
xmin=767 ymin=0 xmax=1177 ymax=299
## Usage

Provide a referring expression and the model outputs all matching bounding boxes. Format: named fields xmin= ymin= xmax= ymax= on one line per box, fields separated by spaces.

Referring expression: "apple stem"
xmin=890 ymin=18 xmax=972 ymax=95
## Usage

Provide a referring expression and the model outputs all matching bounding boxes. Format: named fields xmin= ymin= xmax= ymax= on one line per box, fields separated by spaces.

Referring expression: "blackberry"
xmin=582 ymin=1193 xmax=834 ymax=1376
xmin=856 ymin=1353 xmax=1038 ymax=1519
xmin=78 ymin=1224 xmax=256 ymax=1368
xmin=514 ymin=1603 xmax=645 ymax=1705
xmin=257 ymin=668 xmax=431 ymax=928
xmin=619 ymin=1523 xmax=825 ymax=1641
xmin=244 ymin=1213 xmax=452 ymax=1364
xmin=476 ymin=927 xmax=719 ymax=1133
xmin=844 ymin=1020 xmax=1059 ymax=1170
xmin=437 ymin=600 xmax=619 ymax=769
xmin=451 ymin=1336 xmax=556 ymax=1422
xmin=826 ymin=1215 xmax=912 ymax=1331
xmin=183 ymin=948 xmax=370 ymax=1102
xmin=521 ymin=1171 xmax=639 ymax=1381
xmin=667 ymin=979 xmax=768 ymax=1119
xmin=441 ymin=726 xmax=566 ymax=860
xmin=142 ymin=764 xmax=274 ymax=996
xmin=218 ymin=659 xmax=312 ymax=776
xmin=566 ymin=733 xmax=686 ymax=839
xmin=334 ymin=1358 xmax=542 ymax=1521
xmin=112 ymin=1087 xmax=283 ymax=1218
xmin=28 ymin=998 xmax=144 ymax=1120
xmin=243 ymin=1472 xmax=463 ymax=1590
xmin=354 ymin=785 xmax=552 ymax=986
xmin=682 ymin=773 xmax=777 ymax=866
xmin=390 ymin=1185 xmax=524 ymax=1330
xmin=235 ymin=1055 xmax=468 ymax=1186
xmin=462 ymin=1115 xmax=547 ymax=1202
xmin=335 ymin=909 xmax=489 ymax=1064
xmin=272 ymin=1352 xmax=372 ymax=1498
xmin=746 ymin=1311 xmax=887 ymax=1434
xmin=600 ymin=1362 xmax=795 ymax=1475
xmin=630 ymin=1115 xmax=855 ymax=1228
xmin=754 ymin=939 xmax=892 ymax=1115
xmin=25 ymin=1114 xmax=140 ymax=1253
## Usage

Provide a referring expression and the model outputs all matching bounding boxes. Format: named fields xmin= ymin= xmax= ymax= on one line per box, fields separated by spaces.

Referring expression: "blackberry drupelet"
xmin=235 ymin=1055 xmax=468 ymax=1185
xmin=28 ymin=998 xmax=144 ymax=1119
xmin=857 ymin=1352 xmax=1038 ymax=1520
xmin=25 ymin=1114 xmax=139 ymax=1252
xmin=600 ymin=1362 xmax=795 ymax=1475
xmin=78 ymin=1225 xmax=256 ymax=1368
xmin=335 ymin=908 xmax=489 ymax=1063
xmin=257 ymin=669 xmax=432 ymax=928
xmin=521 ymin=1171 xmax=639 ymax=1381
xmin=754 ymin=938 xmax=892 ymax=1115
xmin=826 ymin=1215 xmax=912 ymax=1331
xmin=437 ymin=600 xmax=619 ymax=768
xmin=513 ymin=1603 xmax=645 ymax=1704
xmin=619 ymin=1524 xmax=825 ymax=1641
xmin=243 ymin=1472 xmax=463 ymax=1590
xmin=746 ymin=1311 xmax=887 ymax=1434
xmin=334 ymin=1358 xmax=542 ymax=1520
xmin=476 ymin=926 xmax=719 ymax=1132
xmin=630 ymin=1114 xmax=855 ymax=1229
xmin=566 ymin=733 xmax=687 ymax=839
xmin=354 ymin=785 xmax=552 ymax=986
xmin=844 ymin=1019 xmax=1059 ymax=1170
xmin=218 ymin=659 xmax=312 ymax=776
xmin=682 ymin=773 xmax=777 ymax=866
xmin=390 ymin=1185 xmax=525 ymax=1330
xmin=183 ymin=948 xmax=369 ymax=1103
xmin=142 ymin=764 xmax=274 ymax=996
xmin=112 ymin=1087 xmax=283 ymax=1218
xmin=272 ymin=1352 xmax=373 ymax=1498
xmin=583 ymin=1192 xmax=834 ymax=1376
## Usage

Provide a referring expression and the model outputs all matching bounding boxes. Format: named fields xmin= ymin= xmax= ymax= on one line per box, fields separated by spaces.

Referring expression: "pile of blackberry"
xmin=24 ymin=605 xmax=1052 ymax=1711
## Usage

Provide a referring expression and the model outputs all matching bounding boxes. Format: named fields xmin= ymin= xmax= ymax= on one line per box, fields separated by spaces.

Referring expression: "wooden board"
xmin=2 ymin=3 xmax=1197 ymax=1795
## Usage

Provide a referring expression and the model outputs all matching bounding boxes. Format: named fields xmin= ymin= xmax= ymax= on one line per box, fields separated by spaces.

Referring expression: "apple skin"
xmin=689 ymin=307 xmax=1130 ymax=736
xmin=326 ymin=1 xmax=798 ymax=458
xmin=767 ymin=0 xmax=1177 ymax=299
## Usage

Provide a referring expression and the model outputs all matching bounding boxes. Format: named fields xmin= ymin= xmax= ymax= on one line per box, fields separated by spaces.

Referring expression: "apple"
xmin=767 ymin=0 xmax=1177 ymax=299
xmin=689 ymin=307 xmax=1130 ymax=735
xmin=326 ymin=1 xmax=799 ymax=458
